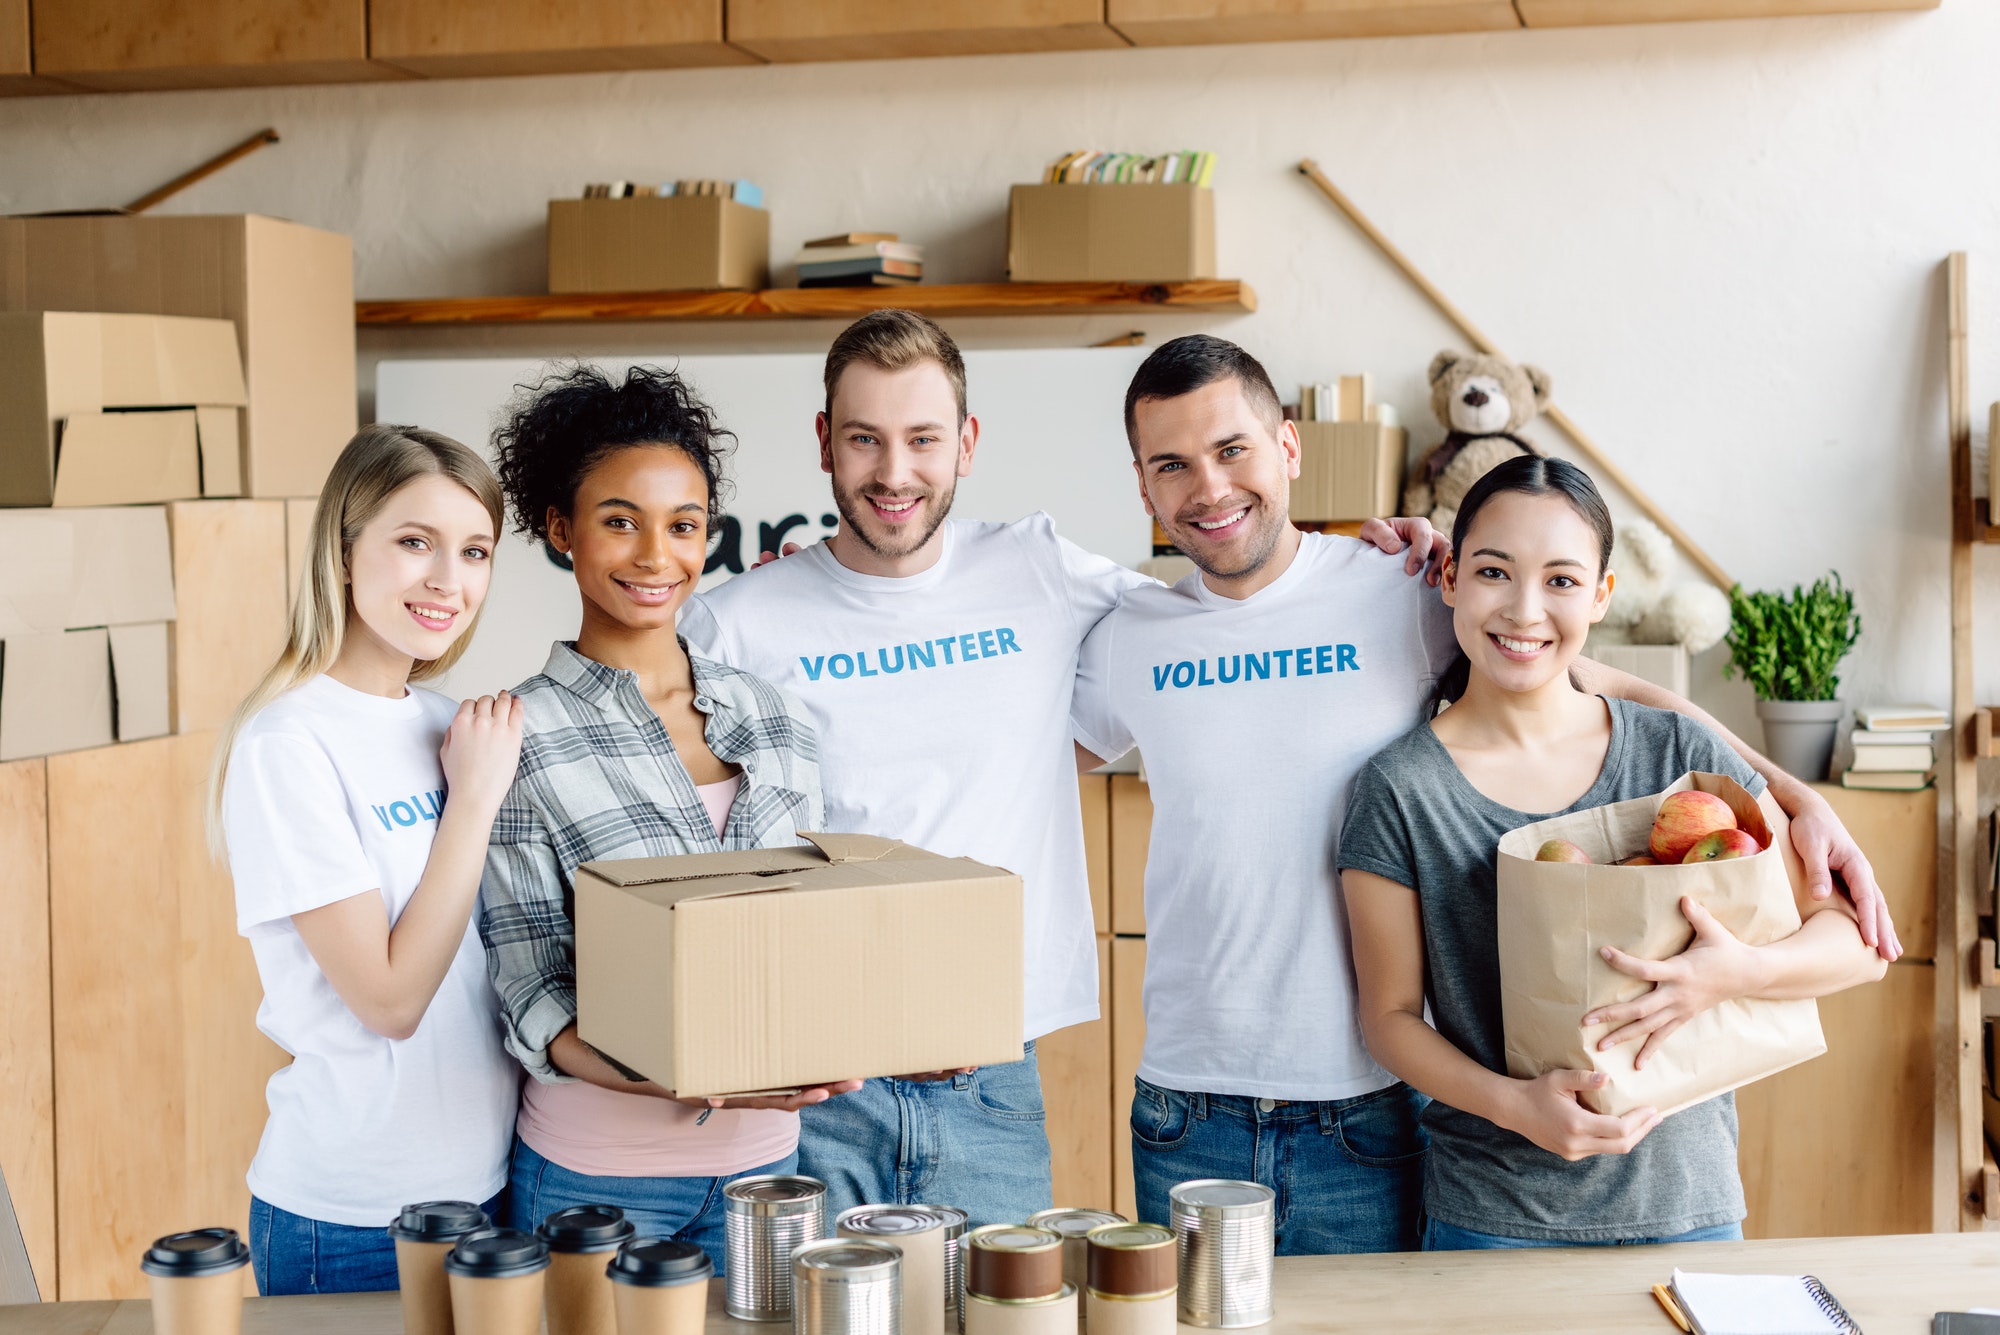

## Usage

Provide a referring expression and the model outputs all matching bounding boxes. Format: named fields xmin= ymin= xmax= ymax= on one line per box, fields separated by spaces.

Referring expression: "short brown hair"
xmin=823 ymin=309 xmax=968 ymax=424
xmin=1124 ymin=334 xmax=1282 ymax=454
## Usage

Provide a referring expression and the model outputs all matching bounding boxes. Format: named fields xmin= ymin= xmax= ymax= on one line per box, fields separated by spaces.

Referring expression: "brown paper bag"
xmin=1495 ymin=772 xmax=1825 ymax=1117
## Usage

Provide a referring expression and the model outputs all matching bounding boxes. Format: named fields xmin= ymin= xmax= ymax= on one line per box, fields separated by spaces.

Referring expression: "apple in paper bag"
xmin=1648 ymin=790 xmax=1738 ymax=864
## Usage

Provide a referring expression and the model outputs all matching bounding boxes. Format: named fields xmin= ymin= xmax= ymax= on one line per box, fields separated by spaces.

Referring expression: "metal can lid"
xmin=1167 ymin=1179 xmax=1275 ymax=1217
xmin=387 ymin=1200 xmax=489 ymax=1243
xmin=793 ymin=1239 xmax=903 ymax=1278
xmin=966 ymin=1225 xmax=1061 ymax=1254
xmin=538 ymin=1204 xmax=636 ymax=1253
xmin=443 ymin=1229 xmax=551 ymax=1278
xmin=1085 ymin=1223 xmax=1173 ymax=1251
xmin=924 ymin=1204 xmax=969 ymax=1238
xmin=838 ymin=1205 xmax=945 ymax=1237
xmin=1026 ymin=1209 xmax=1126 ymax=1238
xmin=724 ymin=1174 xmax=828 ymax=1214
xmin=607 ymin=1238 xmax=713 ymax=1287
xmin=140 ymin=1228 xmax=250 ymax=1277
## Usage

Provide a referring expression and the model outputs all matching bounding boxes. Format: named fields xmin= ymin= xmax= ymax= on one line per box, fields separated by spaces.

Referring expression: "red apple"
xmin=1681 ymin=828 xmax=1762 ymax=863
xmin=1620 ymin=854 xmax=1659 ymax=867
xmin=1536 ymin=839 xmax=1591 ymax=864
xmin=1648 ymin=790 xmax=1738 ymax=864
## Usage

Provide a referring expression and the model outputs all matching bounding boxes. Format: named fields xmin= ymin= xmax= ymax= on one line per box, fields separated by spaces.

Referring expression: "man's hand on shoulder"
xmin=1358 ymin=517 xmax=1450 ymax=587
xmin=752 ymin=541 xmax=804 ymax=569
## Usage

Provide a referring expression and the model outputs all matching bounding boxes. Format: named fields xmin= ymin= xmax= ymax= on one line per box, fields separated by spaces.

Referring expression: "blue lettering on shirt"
xmin=1149 ymin=645 xmax=1361 ymax=692
xmin=371 ymin=788 xmax=447 ymax=831
xmin=795 ymin=628 xmax=1022 ymax=684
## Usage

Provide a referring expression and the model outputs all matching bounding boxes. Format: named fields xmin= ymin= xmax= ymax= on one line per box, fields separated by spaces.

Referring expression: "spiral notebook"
xmin=1668 ymin=1269 xmax=1862 ymax=1335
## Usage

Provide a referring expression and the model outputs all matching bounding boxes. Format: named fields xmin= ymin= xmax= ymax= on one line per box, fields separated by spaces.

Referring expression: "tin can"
xmin=1024 ymin=1210 xmax=1125 ymax=1330
xmin=962 ymin=1225 xmax=1063 ymax=1303
xmin=1167 ymin=1180 xmax=1273 ymax=1329
xmin=837 ymin=1205 xmax=948 ymax=1335
xmin=965 ymin=1282 xmax=1077 ymax=1335
xmin=792 ymin=1239 xmax=903 ymax=1335
xmin=931 ymin=1206 xmax=969 ymax=1334
xmin=1084 ymin=1223 xmax=1176 ymax=1335
xmin=724 ymin=1174 xmax=828 ymax=1321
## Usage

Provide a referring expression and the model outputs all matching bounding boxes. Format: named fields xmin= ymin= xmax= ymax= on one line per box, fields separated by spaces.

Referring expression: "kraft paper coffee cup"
xmin=608 ymin=1238 xmax=715 ymax=1335
xmin=444 ymin=1229 xmax=552 ymax=1335
xmin=389 ymin=1200 xmax=491 ymax=1335
xmin=541 ymin=1205 xmax=638 ymax=1335
xmin=141 ymin=1228 xmax=251 ymax=1335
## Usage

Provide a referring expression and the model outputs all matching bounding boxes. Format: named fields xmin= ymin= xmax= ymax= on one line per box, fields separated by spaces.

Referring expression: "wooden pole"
xmin=124 ymin=128 xmax=279 ymax=215
xmin=1295 ymin=158 xmax=1736 ymax=593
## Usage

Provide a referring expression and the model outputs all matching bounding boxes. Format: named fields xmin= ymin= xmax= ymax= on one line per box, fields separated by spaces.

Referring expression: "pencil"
xmin=1652 ymin=1283 xmax=1692 ymax=1332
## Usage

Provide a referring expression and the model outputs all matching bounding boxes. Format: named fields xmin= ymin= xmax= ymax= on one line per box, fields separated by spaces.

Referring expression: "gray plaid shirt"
xmin=479 ymin=640 xmax=823 ymax=1081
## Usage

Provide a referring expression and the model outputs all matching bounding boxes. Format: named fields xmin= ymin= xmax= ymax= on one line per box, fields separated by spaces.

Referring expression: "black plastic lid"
xmin=387 ymin=1200 xmax=490 ymax=1243
xmin=607 ymin=1238 xmax=714 ymax=1288
xmin=140 ymin=1228 xmax=250 ymax=1277
xmin=538 ymin=1205 xmax=636 ymax=1254
xmin=443 ymin=1229 xmax=551 ymax=1279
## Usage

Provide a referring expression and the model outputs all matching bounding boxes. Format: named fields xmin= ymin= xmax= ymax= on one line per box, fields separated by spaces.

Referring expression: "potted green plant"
xmin=1723 ymin=573 xmax=1861 ymax=781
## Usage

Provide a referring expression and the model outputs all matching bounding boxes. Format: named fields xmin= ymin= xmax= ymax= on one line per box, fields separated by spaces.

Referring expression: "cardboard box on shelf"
xmin=0 ymin=311 xmax=247 ymax=507
xmin=1290 ymin=420 xmax=1406 ymax=522
xmin=166 ymin=499 xmax=287 ymax=735
xmin=108 ymin=622 xmax=170 ymax=744
xmin=575 ymin=832 xmax=1024 ymax=1097
xmin=547 ymin=196 xmax=770 ymax=293
xmin=1006 ymin=183 xmax=1214 ymax=283
xmin=0 ymin=507 xmax=177 ymax=637
xmin=0 ymin=619 xmax=167 ymax=760
xmin=0 ymin=214 xmax=357 ymax=499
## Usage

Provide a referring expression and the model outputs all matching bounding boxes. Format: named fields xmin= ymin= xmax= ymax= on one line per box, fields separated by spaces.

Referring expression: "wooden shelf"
xmin=1975 ymin=498 xmax=2000 ymax=543
xmin=355 ymin=279 xmax=1257 ymax=326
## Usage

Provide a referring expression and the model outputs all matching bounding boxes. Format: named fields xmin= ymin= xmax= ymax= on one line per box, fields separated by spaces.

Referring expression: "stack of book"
xmin=1289 ymin=374 xmax=1399 ymax=426
xmin=795 ymin=232 xmax=922 ymax=288
xmin=581 ymin=180 xmax=764 ymax=206
xmin=1842 ymin=704 xmax=1948 ymax=790
xmin=1041 ymin=149 xmax=1216 ymax=185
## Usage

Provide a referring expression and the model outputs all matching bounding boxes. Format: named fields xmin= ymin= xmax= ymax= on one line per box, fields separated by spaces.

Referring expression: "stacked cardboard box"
xmin=548 ymin=193 xmax=770 ymax=293
xmin=1289 ymin=374 xmax=1407 ymax=523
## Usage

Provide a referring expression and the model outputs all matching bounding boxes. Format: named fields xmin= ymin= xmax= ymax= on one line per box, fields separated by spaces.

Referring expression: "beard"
xmin=1165 ymin=494 xmax=1288 ymax=582
xmin=832 ymin=476 xmax=958 ymax=561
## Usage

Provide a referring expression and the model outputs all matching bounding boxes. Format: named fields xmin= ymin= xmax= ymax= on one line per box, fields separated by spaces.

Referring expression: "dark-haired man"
xmin=1070 ymin=335 xmax=1899 ymax=1252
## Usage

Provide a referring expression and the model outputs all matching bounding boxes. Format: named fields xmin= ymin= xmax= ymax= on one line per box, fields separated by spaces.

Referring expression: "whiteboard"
xmin=376 ymin=347 xmax=1153 ymax=696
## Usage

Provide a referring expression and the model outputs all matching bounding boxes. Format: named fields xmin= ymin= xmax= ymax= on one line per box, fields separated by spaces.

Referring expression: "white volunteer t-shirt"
xmin=681 ymin=515 xmax=1147 ymax=1041
xmin=1071 ymin=534 xmax=1460 ymax=1100
xmin=223 ymin=674 xmax=517 ymax=1226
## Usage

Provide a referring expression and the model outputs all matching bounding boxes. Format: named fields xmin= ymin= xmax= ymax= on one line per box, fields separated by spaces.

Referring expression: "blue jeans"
xmin=797 ymin=1042 xmax=1052 ymax=1229
xmin=249 ymin=1192 xmax=502 ymax=1296
xmin=506 ymin=1138 xmax=796 ymax=1275
xmin=1130 ymin=1076 xmax=1426 ymax=1255
xmin=1423 ymin=1218 xmax=1744 ymax=1250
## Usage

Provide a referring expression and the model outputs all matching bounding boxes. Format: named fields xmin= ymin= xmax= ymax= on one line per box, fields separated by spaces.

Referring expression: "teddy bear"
xmin=1401 ymin=349 xmax=1551 ymax=535
xmin=1597 ymin=516 xmax=1733 ymax=655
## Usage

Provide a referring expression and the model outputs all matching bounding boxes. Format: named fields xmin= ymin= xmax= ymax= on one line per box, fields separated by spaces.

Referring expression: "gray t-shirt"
xmin=1338 ymin=696 xmax=1764 ymax=1242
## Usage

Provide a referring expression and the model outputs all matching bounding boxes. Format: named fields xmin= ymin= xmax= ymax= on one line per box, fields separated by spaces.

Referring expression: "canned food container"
xmin=963 ymin=1225 xmax=1063 ymax=1302
xmin=792 ymin=1238 xmax=903 ymax=1335
xmin=1168 ymin=1180 xmax=1273 ymax=1329
xmin=837 ymin=1205 xmax=948 ymax=1335
xmin=1024 ymin=1210 xmax=1125 ymax=1329
xmin=932 ymin=1206 xmax=970 ymax=1334
xmin=724 ymin=1174 xmax=828 ymax=1321
xmin=965 ymin=1282 xmax=1077 ymax=1335
xmin=1084 ymin=1223 xmax=1176 ymax=1335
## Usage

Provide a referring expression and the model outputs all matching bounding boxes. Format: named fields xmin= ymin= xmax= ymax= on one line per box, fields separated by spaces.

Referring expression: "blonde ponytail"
xmin=207 ymin=424 xmax=504 ymax=857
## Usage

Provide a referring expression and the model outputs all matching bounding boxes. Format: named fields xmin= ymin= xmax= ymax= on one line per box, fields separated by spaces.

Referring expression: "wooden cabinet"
xmin=370 ymin=0 xmax=754 ymax=78
xmin=30 ymin=0 xmax=394 ymax=90
xmin=1809 ymin=782 xmax=1938 ymax=961
xmin=167 ymin=501 xmax=289 ymax=736
xmin=1109 ymin=774 xmax=1150 ymax=936
xmin=1111 ymin=936 xmax=1146 ymax=1221
xmin=1041 ymin=938 xmax=1114 ymax=1210
xmin=0 ymin=759 xmax=54 ymax=1298
xmin=1108 ymin=0 xmax=1519 ymax=46
xmin=727 ymin=0 xmax=1126 ymax=63
xmin=1081 ymin=774 xmax=1112 ymax=935
xmin=48 ymin=732 xmax=286 ymax=1300
xmin=1515 ymin=0 xmax=1934 ymax=26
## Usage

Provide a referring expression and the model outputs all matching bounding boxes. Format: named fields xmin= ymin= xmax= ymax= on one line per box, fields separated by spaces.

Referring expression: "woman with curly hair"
xmin=480 ymin=362 xmax=860 ymax=1265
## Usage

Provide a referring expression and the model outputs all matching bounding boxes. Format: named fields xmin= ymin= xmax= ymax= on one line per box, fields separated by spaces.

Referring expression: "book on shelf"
xmin=1841 ymin=768 xmax=1934 ymax=791
xmin=1850 ymin=726 xmax=1943 ymax=745
xmin=794 ymin=241 xmax=924 ymax=265
xmin=1848 ymin=743 xmax=1935 ymax=772
xmin=797 ymin=258 xmax=923 ymax=282
xmin=1855 ymin=703 xmax=1948 ymax=730
xmin=1040 ymin=149 xmax=1216 ymax=186
xmin=805 ymin=231 xmax=900 ymax=248
xmin=799 ymin=270 xmax=922 ymax=288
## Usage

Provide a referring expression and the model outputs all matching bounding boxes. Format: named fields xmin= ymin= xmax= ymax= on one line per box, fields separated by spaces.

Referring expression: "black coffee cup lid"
xmin=607 ymin=1238 xmax=713 ymax=1287
xmin=443 ymin=1229 xmax=551 ymax=1278
xmin=538 ymin=1205 xmax=636 ymax=1253
xmin=388 ymin=1200 xmax=490 ymax=1243
xmin=141 ymin=1228 xmax=250 ymax=1277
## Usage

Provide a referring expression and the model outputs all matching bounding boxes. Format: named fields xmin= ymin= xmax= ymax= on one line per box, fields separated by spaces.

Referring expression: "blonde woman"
xmin=212 ymin=424 xmax=524 ymax=1295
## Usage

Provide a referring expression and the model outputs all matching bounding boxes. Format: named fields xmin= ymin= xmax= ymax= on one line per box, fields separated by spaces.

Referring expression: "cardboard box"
xmin=0 ymin=311 xmax=247 ymax=506
xmin=547 ymin=196 xmax=771 ymax=293
xmin=0 ymin=214 xmax=357 ymax=499
xmin=0 ymin=507 xmax=177 ymax=637
xmin=1006 ymin=183 xmax=1215 ymax=283
xmin=575 ymin=832 xmax=1024 ymax=1097
xmin=166 ymin=499 xmax=287 ymax=735
xmin=109 ymin=622 xmax=170 ymax=743
xmin=1290 ymin=420 xmax=1406 ymax=521
xmin=0 ymin=619 xmax=167 ymax=760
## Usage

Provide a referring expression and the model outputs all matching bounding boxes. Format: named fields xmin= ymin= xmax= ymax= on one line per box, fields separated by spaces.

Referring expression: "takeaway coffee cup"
xmin=141 ymin=1228 xmax=251 ymax=1335
xmin=541 ymin=1205 xmax=638 ymax=1335
xmin=389 ymin=1200 xmax=491 ymax=1335
xmin=444 ymin=1228 xmax=552 ymax=1335
xmin=607 ymin=1238 xmax=715 ymax=1335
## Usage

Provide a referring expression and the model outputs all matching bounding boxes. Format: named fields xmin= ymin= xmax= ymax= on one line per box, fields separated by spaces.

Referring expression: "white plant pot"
xmin=1754 ymin=699 xmax=1845 ymax=783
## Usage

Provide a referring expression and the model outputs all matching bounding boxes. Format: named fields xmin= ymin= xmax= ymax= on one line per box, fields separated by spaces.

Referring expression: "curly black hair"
xmin=492 ymin=361 xmax=735 ymax=543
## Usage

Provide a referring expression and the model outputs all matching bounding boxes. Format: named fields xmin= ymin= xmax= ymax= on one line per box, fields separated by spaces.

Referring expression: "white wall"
xmin=4 ymin=4 xmax=1999 ymax=742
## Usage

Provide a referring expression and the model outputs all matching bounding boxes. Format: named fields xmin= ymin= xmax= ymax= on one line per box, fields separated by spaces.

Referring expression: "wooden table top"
xmin=3 ymin=1233 xmax=1994 ymax=1334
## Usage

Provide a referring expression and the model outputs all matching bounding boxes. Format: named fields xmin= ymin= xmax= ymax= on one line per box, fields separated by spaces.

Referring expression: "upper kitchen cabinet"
xmin=31 ymin=0 xmax=399 ymax=90
xmin=727 ymin=0 xmax=1128 ymax=63
xmin=371 ymin=0 xmax=757 ymax=78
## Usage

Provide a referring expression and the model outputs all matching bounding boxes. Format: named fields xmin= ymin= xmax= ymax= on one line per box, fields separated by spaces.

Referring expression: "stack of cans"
xmin=1167 ymin=1181 xmax=1274 ymax=1329
xmin=1083 ymin=1223 xmax=1176 ymax=1335
xmin=837 ymin=1205 xmax=951 ymax=1335
xmin=962 ymin=1225 xmax=1075 ymax=1335
xmin=723 ymin=1175 xmax=828 ymax=1322
xmin=1025 ymin=1209 xmax=1125 ymax=1331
